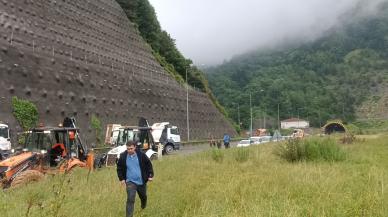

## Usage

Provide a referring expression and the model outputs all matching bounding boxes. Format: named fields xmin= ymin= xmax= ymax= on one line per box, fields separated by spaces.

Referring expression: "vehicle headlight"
xmin=11 ymin=149 xmax=15 ymax=153
xmin=40 ymin=149 xmax=47 ymax=154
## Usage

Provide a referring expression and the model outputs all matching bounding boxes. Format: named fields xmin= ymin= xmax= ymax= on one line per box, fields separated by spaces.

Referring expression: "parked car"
xmin=237 ymin=139 xmax=253 ymax=147
xmin=249 ymin=136 xmax=272 ymax=145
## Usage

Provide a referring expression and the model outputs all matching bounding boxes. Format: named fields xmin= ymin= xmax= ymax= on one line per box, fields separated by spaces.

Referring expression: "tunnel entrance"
xmin=323 ymin=122 xmax=347 ymax=134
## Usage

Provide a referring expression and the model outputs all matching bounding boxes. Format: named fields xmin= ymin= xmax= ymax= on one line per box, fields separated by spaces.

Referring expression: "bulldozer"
xmin=0 ymin=117 xmax=94 ymax=188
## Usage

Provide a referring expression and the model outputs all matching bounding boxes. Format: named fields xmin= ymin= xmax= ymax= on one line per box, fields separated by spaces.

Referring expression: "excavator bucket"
xmin=86 ymin=152 xmax=94 ymax=170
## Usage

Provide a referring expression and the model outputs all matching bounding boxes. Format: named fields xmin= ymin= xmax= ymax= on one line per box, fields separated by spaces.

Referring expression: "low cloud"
xmin=149 ymin=0 xmax=387 ymax=65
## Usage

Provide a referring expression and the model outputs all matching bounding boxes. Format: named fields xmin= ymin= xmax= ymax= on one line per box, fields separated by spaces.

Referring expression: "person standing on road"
xmin=117 ymin=140 xmax=154 ymax=217
xmin=209 ymin=135 xmax=215 ymax=147
xmin=216 ymin=140 xmax=222 ymax=149
xmin=223 ymin=133 xmax=231 ymax=149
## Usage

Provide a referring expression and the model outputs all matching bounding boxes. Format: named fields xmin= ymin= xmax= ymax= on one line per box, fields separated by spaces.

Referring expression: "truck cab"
xmin=168 ymin=126 xmax=181 ymax=144
xmin=0 ymin=123 xmax=11 ymax=159
xmin=151 ymin=122 xmax=181 ymax=155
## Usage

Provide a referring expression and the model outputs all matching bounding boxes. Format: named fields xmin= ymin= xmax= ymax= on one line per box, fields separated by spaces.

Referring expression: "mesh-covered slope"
xmin=0 ymin=0 xmax=236 ymax=142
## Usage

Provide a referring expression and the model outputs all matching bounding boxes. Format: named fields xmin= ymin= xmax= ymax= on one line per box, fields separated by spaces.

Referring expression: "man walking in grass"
xmin=117 ymin=140 xmax=154 ymax=217
xmin=223 ymin=133 xmax=231 ymax=149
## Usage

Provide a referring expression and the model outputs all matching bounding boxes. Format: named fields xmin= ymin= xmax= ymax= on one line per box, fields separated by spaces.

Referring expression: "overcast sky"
xmin=148 ymin=0 xmax=385 ymax=66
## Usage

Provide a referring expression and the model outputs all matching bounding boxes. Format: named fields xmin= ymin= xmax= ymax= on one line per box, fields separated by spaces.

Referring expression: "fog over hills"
xmin=149 ymin=0 xmax=386 ymax=65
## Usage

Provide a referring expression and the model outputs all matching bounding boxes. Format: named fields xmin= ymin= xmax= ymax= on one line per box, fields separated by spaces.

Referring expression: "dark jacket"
xmin=117 ymin=150 xmax=154 ymax=184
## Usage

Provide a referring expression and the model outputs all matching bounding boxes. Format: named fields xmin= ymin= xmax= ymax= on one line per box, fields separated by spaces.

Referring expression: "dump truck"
xmin=105 ymin=118 xmax=158 ymax=166
xmin=0 ymin=122 xmax=11 ymax=159
xmin=104 ymin=124 xmax=122 ymax=146
xmin=151 ymin=122 xmax=181 ymax=155
xmin=0 ymin=117 xmax=94 ymax=188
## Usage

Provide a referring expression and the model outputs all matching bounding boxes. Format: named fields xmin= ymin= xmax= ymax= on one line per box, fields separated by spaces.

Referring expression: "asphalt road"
xmin=170 ymin=141 xmax=238 ymax=156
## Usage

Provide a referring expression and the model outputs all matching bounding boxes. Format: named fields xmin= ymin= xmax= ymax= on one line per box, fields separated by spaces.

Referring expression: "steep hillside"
xmin=0 ymin=0 xmax=237 ymax=142
xmin=206 ymin=3 xmax=388 ymax=128
xmin=116 ymin=0 xmax=234 ymax=128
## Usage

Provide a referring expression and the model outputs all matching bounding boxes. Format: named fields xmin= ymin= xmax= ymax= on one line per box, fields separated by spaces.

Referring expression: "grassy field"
xmin=1 ymin=135 xmax=388 ymax=217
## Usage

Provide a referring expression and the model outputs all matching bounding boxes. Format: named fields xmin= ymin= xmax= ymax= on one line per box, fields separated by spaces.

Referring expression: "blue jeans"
xmin=126 ymin=182 xmax=147 ymax=217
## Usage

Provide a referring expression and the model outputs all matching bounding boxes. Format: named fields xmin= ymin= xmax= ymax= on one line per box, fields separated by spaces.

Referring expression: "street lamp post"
xmin=186 ymin=66 xmax=190 ymax=142
xmin=297 ymin=108 xmax=304 ymax=128
xmin=250 ymin=89 xmax=263 ymax=136
xmin=342 ymin=102 xmax=345 ymax=122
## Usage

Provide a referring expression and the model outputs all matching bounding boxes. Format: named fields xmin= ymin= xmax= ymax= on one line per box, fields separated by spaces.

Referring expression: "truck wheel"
xmin=164 ymin=144 xmax=174 ymax=155
xmin=150 ymin=153 xmax=158 ymax=161
xmin=94 ymin=156 xmax=105 ymax=169
xmin=11 ymin=170 xmax=44 ymax=188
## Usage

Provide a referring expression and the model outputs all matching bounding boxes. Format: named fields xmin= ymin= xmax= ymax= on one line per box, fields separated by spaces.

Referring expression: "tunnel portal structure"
xmin=0 ymin=0 xmax=236 ymax=142
xmin=322 ymin=121 xmax=347 ymax=135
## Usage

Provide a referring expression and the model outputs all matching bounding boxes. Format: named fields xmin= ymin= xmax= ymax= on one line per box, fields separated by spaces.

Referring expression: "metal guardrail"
xmin=181 ymin=137 xmax=242 ymax=146
xmin=93 ymin=146 xmax=112 ymax=151
xmin=92 ymin=137 xmax=243 ymax=150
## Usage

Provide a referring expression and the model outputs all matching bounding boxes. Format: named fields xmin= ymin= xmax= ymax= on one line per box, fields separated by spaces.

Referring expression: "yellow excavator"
xmin=0 ymin=117 xmax=94 ymax=188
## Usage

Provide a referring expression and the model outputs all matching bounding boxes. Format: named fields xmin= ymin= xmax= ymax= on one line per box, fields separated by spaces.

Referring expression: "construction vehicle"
xmin=0 ymin=122 xmax=11 ymax=160
xmin=253 ymin=128 xmax=268 ymax=137
xmin=0 ymin=117 xmax=94 ymax=188
xmin=151 ymin=122 xmax=181 ymax=155
xmin=105 ymin=118 xmax=158 ymax=166
xmin=291 ymin=129 xmax=305 ymax=139
xmin=104 ymin=124 xmax=122 ymax=146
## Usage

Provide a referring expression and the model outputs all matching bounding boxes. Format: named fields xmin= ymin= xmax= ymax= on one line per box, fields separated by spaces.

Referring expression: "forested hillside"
xmin=116 ymin=0 xmax=231 ymax=124
xmin=206 ymin=3 xmax=388 ymax=128
xmin=116 ymin=0 xmax=207 ymax=90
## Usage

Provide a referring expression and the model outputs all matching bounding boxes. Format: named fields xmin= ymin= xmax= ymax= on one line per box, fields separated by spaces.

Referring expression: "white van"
xmin=237 ymin=139 xmax=253 ymax=147
xmin=249 ymin=136 xmax=272 ymax=145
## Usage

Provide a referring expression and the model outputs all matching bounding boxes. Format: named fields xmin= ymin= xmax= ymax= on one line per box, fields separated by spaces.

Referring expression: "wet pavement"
xmin=170 ymin=141 xmax=238 ymax=156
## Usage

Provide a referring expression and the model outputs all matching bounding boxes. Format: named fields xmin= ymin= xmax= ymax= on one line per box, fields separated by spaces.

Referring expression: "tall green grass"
xmin=210 ymin=148 xmax=224 ymax=163
xmin=234 ymin=148 xmax=250 ymax=163
xmin=275 ymin=138 xmax=346 ymax=162
xmin=1 ymin=136 xmax=388 ymax=217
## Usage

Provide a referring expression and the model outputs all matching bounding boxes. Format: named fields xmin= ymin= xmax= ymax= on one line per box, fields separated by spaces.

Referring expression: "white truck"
xmin=0 ymin=123 xmax=11 ymax=159
xmin=151 ymin=122 xmax=181 ymax=155
xmin=103 ymin=118 xmax=159 ymax=166
xmin=104 ymin=124 xmax=122 ymax=145
xmin=101 ymin=120 xmax=181 ymax=167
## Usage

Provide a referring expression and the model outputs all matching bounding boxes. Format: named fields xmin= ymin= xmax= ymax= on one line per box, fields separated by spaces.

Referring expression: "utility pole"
xmin=277 ymin=103 xmax=280 ymax=131
xmin=250 ymin=93 xmax=253 ymax=138
xmin=297 ymin=108 xmax=300 ymax=128
xmin=318 ymin=109 xmax=322 ymax=128
xmin=263 ymin=109 xmax=266 ymax=129
xmin=297 ymin=108 xmax=304 ymax=128
xmin=186 ymin=67 xmax=190 ymax=142
xmin=342 ymin=103 xmax=345 ymax=122
xmin=237 ymin=103 xmax=240 ymax=127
